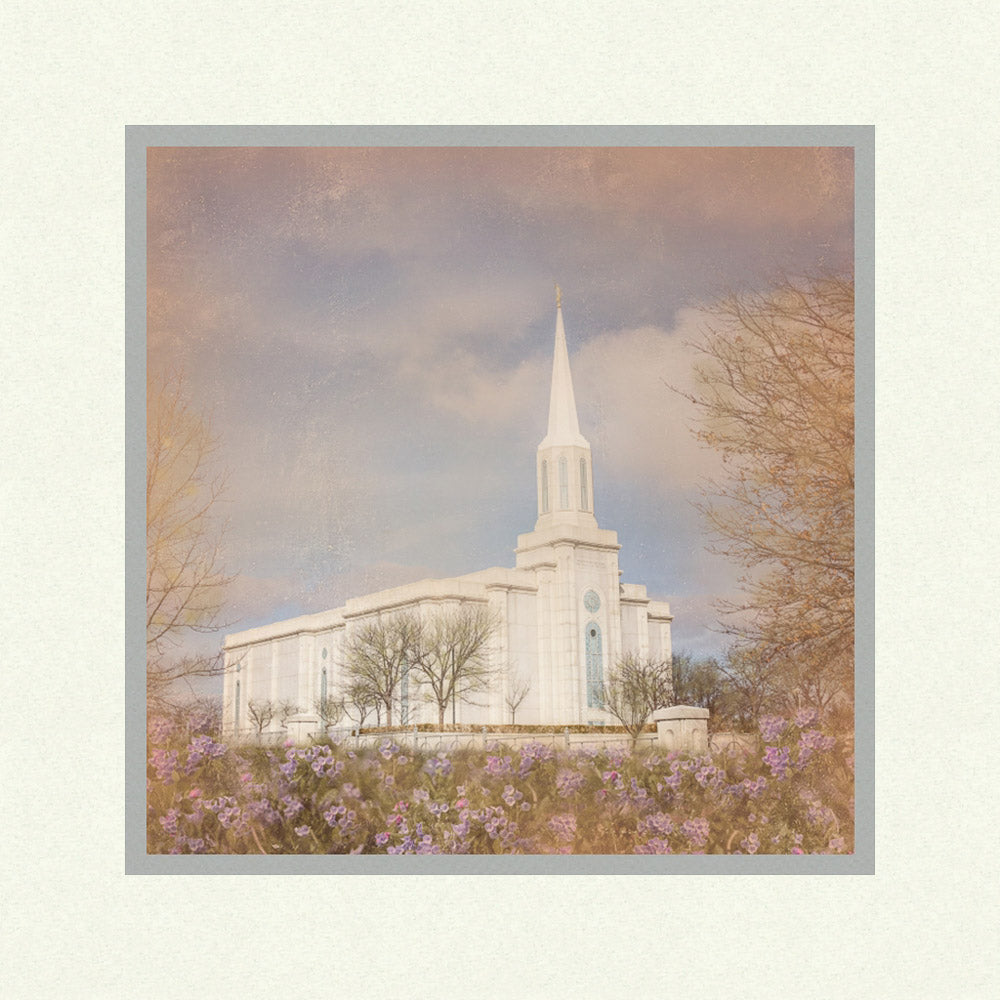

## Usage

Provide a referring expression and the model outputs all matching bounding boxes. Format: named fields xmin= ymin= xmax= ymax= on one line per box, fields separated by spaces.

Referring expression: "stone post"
xmin=652 ymin=706 xmax=709 ymax=754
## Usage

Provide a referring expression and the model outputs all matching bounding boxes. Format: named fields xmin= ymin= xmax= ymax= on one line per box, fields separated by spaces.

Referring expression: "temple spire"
xmin=540 ymin=291 xmax=588 ymax=449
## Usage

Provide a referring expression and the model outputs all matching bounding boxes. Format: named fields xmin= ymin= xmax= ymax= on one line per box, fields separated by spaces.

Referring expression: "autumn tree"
xmin=342 ymin=612 xmax=423 ymax=728
xmin=412 ymin=605 xmax=500 ymax=728
xmin=146 ymin=371 xmax=235 ymax=710
xmin=685 ymin=276 xmax=855 ymax=712
xmin=601 ymin=653 xmax=674 ymax=745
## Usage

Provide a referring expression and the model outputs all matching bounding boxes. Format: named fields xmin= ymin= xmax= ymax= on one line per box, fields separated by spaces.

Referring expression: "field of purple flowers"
xmin=147 ymin=710 xmax=853 ymax=855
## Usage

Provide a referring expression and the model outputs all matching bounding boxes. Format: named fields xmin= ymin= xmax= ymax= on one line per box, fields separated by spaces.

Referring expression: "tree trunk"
xmin=439 ymin=704 xmax=445 ymax=729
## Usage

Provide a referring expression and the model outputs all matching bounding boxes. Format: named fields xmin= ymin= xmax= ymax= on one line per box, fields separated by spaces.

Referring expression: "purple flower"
xmin=185 ymin=734 xmax=226 ymax=772
xmin=501 ymin=784 xmax=523 ymax=807
xmin=375 ymin=832 xmax=390 ymax=846
xmin=517 ymin=742 xmax=555 ymax=777
xmin=804 ymin=796 xmax=836 ymax=829
xmin=636 ymin=837 xmax=672 ymax=855
xmin=423 ymin=754 xmax=453 ymax=778
xmin=798 ymin=729 xmax=836 ymax=754
xmin=324 ymin=804 xmax=347 ymax=827
xmin=793 ymin=707 xmax=819 ymax=728
xmin=159 ymin=808 xmax=180 ymax=836
xmin=294 ymin=825 xmax=311 ymax=837
xmin=149 ymin=748 xmax=179 ymax=782
xmin=280 ymin=795 xmax=304 ymax=819
xmin=740 ymin=832 xmax=760 ymax=854
xmin=758 ymin=715 xmax=787 ymax=742
xmin=547 ymin=813 xmax=577 ymax=843
xmin=763 ymin=745 xmax=791 ymax=779
xmin=484 ymin=755 xmax=513 ymax=776
xmin=147 ymin=716 xmax=177 ymax=744
xmin=641 ymin=812 xmax=674 ymax=837
xmin=555 ymin=768 xmax=585 ymax=797
xmin=680 ymin=817 xmax=710 ymax=848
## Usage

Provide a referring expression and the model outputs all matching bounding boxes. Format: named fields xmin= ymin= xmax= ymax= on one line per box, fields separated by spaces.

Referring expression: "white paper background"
xmin=3 ymin=2 xmax=997 ymax=997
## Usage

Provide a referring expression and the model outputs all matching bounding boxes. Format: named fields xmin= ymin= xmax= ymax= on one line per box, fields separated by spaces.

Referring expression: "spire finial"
xmin=555 ymin=283 xmax=562 ymax=309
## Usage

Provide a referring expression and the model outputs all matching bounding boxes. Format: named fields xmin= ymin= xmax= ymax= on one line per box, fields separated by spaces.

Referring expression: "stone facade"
xmin=222 ymin=297 xmax=672 ymax=737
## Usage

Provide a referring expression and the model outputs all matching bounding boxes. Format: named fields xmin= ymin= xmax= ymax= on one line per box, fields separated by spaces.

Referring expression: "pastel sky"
xmin=147 ymin=145 xmax=854 ymax=670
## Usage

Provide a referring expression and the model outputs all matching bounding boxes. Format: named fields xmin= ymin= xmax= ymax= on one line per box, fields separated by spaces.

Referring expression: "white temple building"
xmin=222 ymin=294 xmax=672 ymax=735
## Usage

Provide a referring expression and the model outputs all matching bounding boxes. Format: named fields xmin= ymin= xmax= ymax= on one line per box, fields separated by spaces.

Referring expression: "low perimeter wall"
xmin=266 ymin=706 xmax=724 ymax=755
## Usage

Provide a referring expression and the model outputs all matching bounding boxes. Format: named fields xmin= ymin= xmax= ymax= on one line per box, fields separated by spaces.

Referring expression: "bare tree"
xmin=412 ymin=605 xmax=500 ymax=728
xmin=313 ymin=694 xmax=345 ymax=736
xmin=503 ymin=663 xmax=531 ymax=725
xmin=342 ymin=612 xmax=423 ymax=728
xmin=244 ymin=697 xmax=298 ymax=742
xmin=681 ymin=276 xmax=855 ymax=710
xmin=146 ymin=371 xmax=235 ymax=709
xmin=601 ymin=653 xmax=674 ymax=745
xmin=245 ymin=698 xmax=276 ymax=742
xmin=172 ymin=695 xmax=223 ymax=738
xmin=341 ymin=678 xmax=378 ymax=730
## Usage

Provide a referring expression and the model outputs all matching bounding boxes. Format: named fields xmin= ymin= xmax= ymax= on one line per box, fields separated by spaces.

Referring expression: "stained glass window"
xmin=559 ymin=456 xmax=569 ymax=509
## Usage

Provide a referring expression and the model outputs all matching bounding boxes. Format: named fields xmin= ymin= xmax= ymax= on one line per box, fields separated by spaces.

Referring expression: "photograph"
xmin=143 ymin=141 xmax=858 ymax=857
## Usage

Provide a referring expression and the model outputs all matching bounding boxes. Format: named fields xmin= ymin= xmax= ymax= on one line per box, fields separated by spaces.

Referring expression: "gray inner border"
xmin=126 ymin=125 xmax=874 ymax=875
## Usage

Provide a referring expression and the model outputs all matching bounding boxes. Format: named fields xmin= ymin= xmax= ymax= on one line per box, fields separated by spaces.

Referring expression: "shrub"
xmin=147 ymin=715 xmax=853 ymax=855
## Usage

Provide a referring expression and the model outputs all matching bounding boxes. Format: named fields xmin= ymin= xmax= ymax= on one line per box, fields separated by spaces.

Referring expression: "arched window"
xmin=558 ymin=456 xmax=569 ymax=509
xmin=541 ymin=460 xmax=549 ymax=513
xmin=235 ymin=680 xmax=241 ymax=730
xmin=580 ymin=457 xmax=588 ymax=510
xmin=585 ymin=622 xmax=603 ymax=708
xmin=321 ymin=666 xmax=328 ymax=704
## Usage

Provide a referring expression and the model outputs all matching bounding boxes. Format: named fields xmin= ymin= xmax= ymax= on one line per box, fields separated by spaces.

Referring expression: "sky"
xmin=146 ymin=145 xmax=854 ymax=676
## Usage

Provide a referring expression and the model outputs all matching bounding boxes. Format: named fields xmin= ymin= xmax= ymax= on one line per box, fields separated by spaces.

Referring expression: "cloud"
xmin=572 ymin=310 xmax=724 ymax=492
xmin=145 ymin=145 xmax=854 ymax=667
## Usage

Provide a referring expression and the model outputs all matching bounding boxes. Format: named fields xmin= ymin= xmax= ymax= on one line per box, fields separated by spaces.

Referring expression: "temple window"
xmin=585 ymin=622 xmax=604 ymax=708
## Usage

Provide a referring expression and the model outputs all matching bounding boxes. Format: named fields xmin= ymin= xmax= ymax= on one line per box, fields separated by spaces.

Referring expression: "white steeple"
xmin=539 ymin=285 xmax=589 ymax=450
xmin=531 ymin=288 xmax=597 ymax=528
